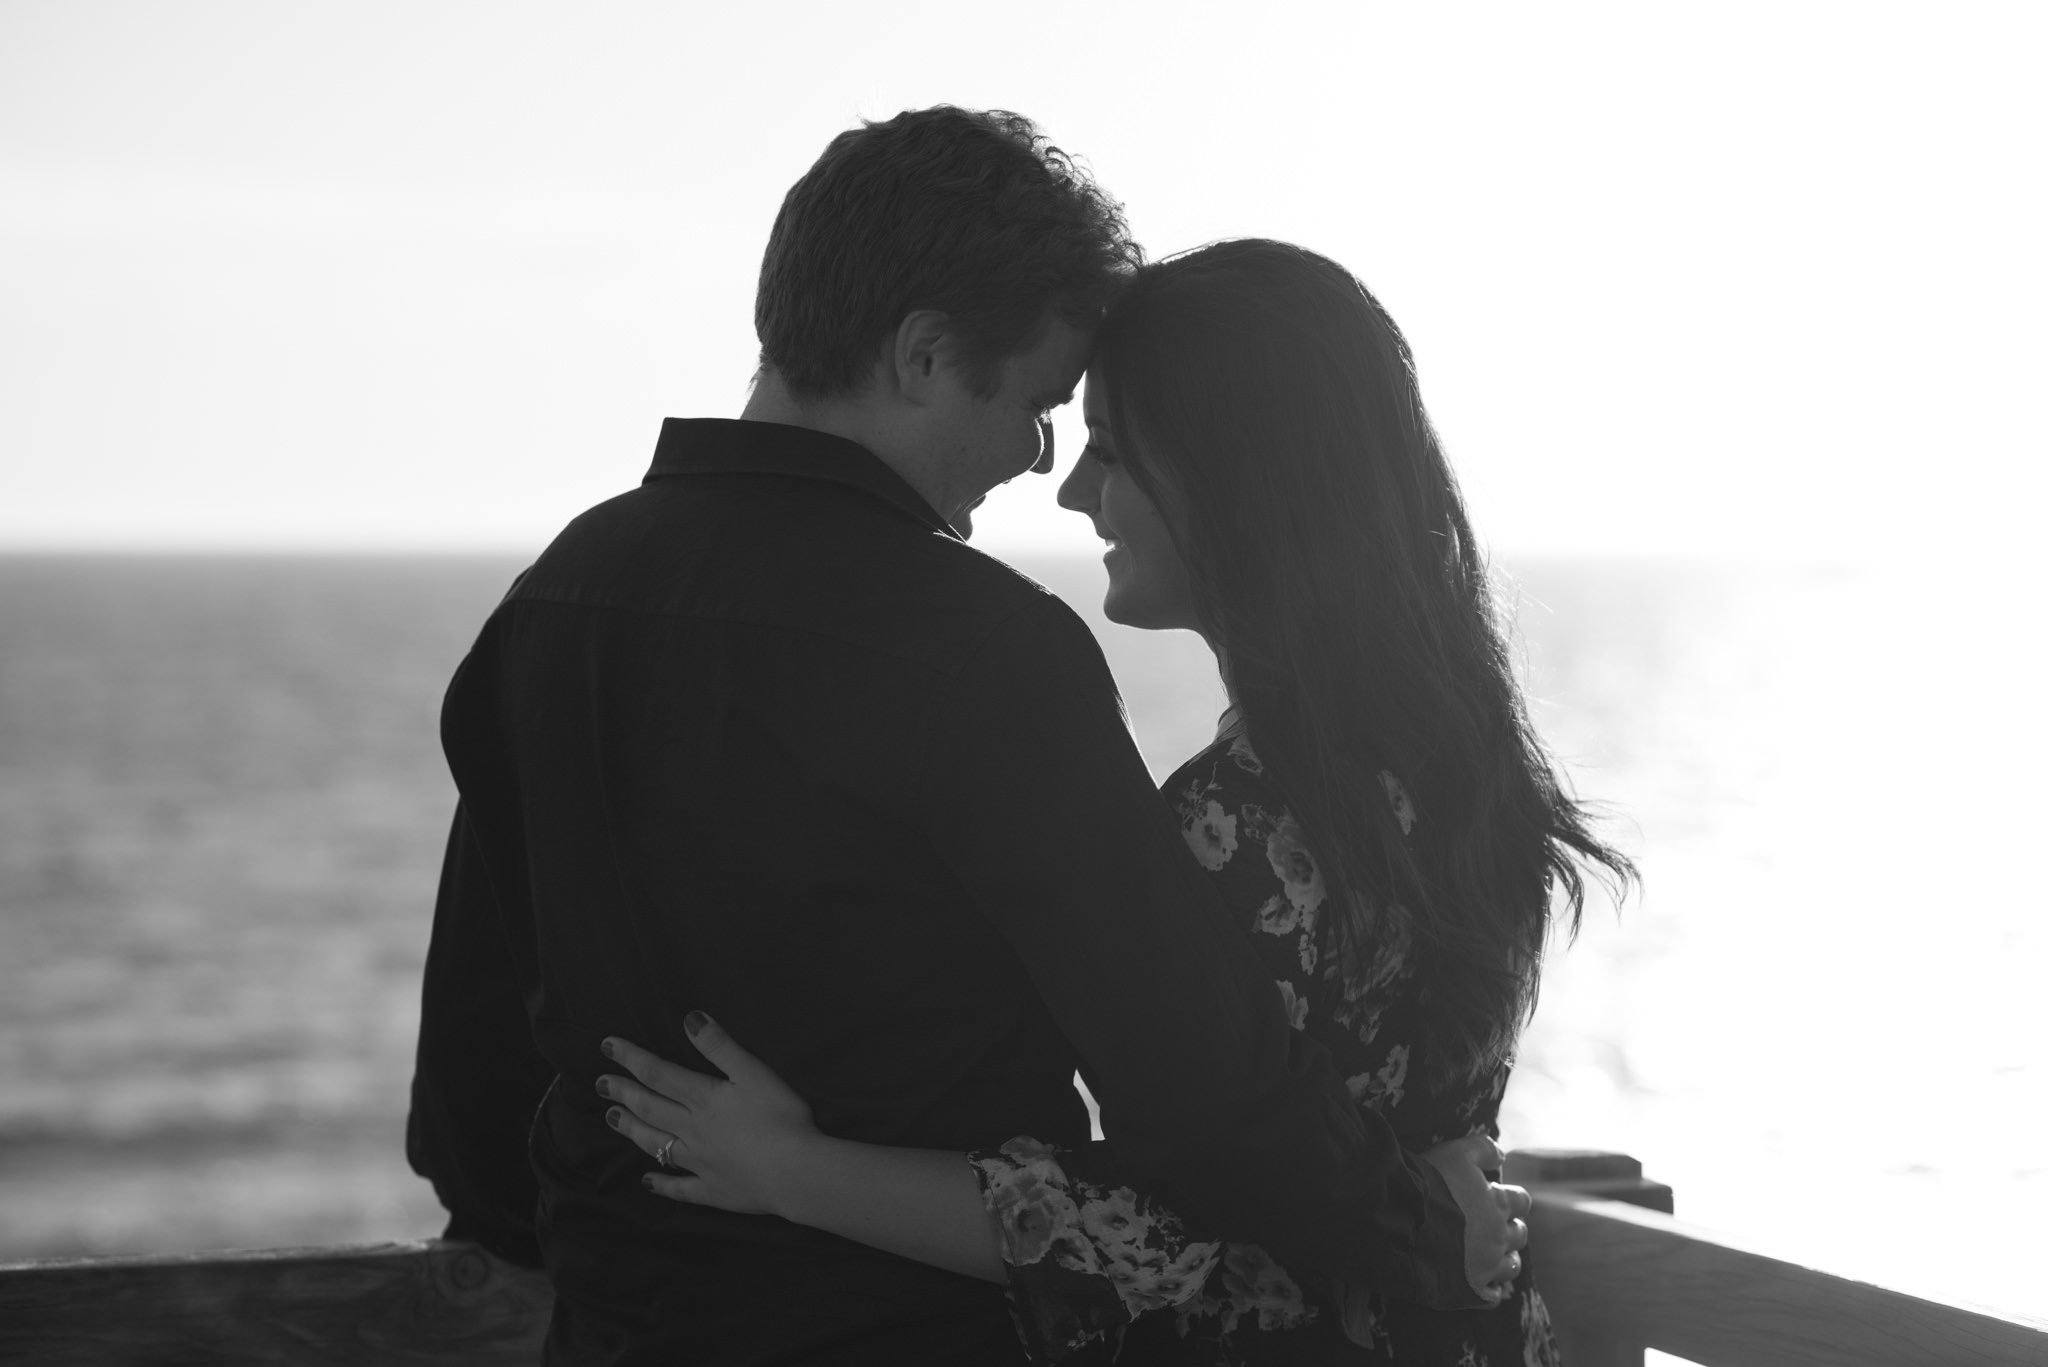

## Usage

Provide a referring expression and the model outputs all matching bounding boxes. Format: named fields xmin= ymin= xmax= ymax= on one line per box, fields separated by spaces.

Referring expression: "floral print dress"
xmin=968 ymin=719 xmax=1562 ymax=1366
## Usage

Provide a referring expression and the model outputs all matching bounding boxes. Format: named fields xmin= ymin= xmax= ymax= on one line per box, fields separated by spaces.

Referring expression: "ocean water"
xmin=0 ymin=552 xmax=2040 ymax=1321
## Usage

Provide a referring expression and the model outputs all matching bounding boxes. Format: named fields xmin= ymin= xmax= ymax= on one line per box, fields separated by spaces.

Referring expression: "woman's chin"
xmin=1102 ymin=580 xmax=1205 ymax=637
xmin=1101 ymin=587 xmax=1159 ymax=631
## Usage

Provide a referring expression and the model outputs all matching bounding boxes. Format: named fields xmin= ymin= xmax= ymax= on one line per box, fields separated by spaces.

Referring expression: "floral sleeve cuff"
xmin=969 ymin=1136 xmax=1221 ymax=1363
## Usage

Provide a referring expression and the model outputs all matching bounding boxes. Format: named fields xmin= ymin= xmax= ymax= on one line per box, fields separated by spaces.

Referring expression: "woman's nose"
xmin=1057 ymin=450 xmax=1101 ymax=513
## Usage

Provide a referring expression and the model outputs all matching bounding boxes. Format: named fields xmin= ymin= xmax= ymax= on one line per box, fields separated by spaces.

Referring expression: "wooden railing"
xmin=0 ymin=1238 xmax=550 ymax=1365
xmin=3 ymin=1151 xmax=2044 ymax=1365
xmin=1506 ymin=1149 xmax=2048 ymax=1367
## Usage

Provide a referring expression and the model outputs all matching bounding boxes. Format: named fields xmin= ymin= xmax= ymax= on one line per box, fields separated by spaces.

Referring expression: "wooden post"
xmin=1505 ymin=1148 xmax=1670 ymax=1367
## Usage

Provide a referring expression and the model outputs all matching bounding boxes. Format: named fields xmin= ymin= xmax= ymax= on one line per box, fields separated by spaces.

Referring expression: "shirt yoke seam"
xmin=500 ymin=589 xmax=1050 ymax=680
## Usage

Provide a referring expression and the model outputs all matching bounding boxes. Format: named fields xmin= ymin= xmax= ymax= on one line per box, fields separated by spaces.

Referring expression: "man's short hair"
xmin=756 ymin=107 xmax=1141 ymax=400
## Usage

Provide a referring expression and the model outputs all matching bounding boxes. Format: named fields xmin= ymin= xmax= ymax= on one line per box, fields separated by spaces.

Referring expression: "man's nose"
xmin=1031 ymin=419 xmax=1055 ymax=475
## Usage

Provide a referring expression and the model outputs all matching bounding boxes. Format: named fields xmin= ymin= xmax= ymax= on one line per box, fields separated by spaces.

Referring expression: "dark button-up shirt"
xmin=408 ymin=418 xmax=1473 ymax=1365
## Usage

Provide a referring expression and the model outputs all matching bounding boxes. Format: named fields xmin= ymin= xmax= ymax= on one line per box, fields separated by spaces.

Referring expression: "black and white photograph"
xmin=2 ymin=3 xmax=2043 ymax=1363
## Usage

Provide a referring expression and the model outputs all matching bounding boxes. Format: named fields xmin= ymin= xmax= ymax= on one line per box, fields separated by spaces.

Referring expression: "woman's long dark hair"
xmin=1095 ymin=239 xmax=1635 ymax=1086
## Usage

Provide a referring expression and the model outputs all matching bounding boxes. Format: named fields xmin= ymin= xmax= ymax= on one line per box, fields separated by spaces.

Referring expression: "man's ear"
xmin=889 ymin=310 xmax=956 ymax=406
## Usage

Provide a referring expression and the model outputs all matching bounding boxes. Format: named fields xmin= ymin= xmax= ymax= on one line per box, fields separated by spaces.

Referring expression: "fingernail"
xmin=641 ymin=1174 xmax=655 ymax=1190
xmin=594 ymin=1077 xmax=610 ymax=1098
xmin=684 ymin=1011 xmax=708 ymax=1037
xmin=606 ymin=1107 xmax=622 ymax=1129
xmin=600 ymin=1038 xmax=616 ymax=1060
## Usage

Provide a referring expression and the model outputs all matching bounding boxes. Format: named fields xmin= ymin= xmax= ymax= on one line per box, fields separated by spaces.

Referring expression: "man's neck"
xmin=737 ymin=367 xmax=822 ymax=430
xmin=740 ymin=367 xmax=954 ymax=526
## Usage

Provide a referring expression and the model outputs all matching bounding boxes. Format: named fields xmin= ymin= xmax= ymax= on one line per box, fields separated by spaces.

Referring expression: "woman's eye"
xmin=1083 ymin=443 xmax=1118 ymax=467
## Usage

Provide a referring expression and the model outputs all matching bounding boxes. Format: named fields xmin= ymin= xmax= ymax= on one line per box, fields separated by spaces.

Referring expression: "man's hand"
xmin=1419 ymin=1133 xmax=1532 ymax=1305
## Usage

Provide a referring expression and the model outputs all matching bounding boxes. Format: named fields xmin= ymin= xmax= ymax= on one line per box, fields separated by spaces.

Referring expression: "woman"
xmin=595 ymin=239 xmax=1634 ymax=1363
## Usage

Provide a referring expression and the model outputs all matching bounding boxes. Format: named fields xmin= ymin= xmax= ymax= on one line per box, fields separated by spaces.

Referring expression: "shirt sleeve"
xmin=970 ymin=1136 xmax=1223 ymax=1362
xmin=406 ymin=801 xmax=554 ymax=1268
xmin=963 ymin=747 xmax=1374 ymax=1361
xmin=911 ymin=595 xmax=1477 ymax=1309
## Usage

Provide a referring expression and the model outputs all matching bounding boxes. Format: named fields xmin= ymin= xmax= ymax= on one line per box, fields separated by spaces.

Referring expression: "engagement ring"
xmin=655 ymin=1135 xmax=678 ymax=1169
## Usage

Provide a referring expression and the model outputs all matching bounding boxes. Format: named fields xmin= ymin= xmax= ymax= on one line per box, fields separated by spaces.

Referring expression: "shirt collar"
xmin=644 ymin=418 xmax=960 ymax=540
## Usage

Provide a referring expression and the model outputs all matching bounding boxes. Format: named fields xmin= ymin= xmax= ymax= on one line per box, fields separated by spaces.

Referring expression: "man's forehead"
xmin=1021 ymin=319 xmax=1094 ymax=398
xmin=1029 ymin=377 xmax=1082 ymax=408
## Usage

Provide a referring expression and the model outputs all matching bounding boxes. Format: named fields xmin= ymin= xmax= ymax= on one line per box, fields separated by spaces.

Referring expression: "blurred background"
xmin=2 ymin=0 xmax=2043 ymax=1337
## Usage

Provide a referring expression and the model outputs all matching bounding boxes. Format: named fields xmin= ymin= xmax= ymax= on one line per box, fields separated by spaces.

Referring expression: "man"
xmin=409 ymin=106 xmax=1525 ymax=1364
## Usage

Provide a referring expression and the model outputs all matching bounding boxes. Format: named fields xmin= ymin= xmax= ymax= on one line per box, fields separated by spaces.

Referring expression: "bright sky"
xmin=2 ymin=1 xmax=2041 ymax=558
